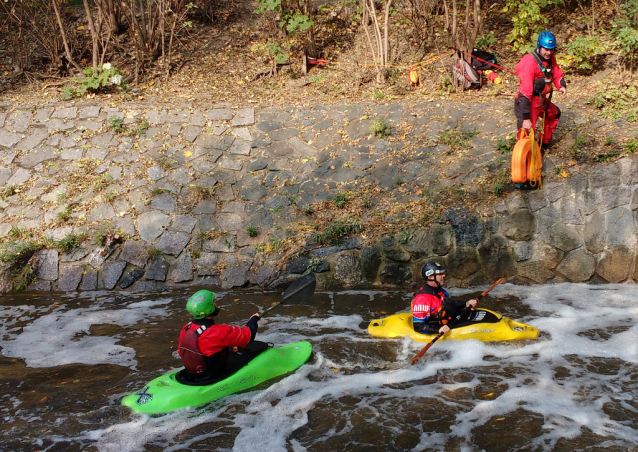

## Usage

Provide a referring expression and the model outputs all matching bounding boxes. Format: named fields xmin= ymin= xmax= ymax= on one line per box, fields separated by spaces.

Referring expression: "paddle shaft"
xmin=259 ymin=273 xmax=317 ymax=318
xmin=410 ymin=278 xmax=505 ymax=365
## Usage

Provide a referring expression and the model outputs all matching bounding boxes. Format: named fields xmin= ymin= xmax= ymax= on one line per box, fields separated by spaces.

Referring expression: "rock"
xmin=88 ymin=203 xmax=116 ymax=223
xmin=0 ymin=130 xmax=22 ymax=148
xmin=7 ymin=168 xmax=32 ymax=185
xmin=333 ymin=252 xmax=362 ymax=288
xmin=128 ymin=281 xmax=157 ymax=292
xmin=499 ymin=209 xmax=535 ymax=241
xmin=57 ymin=265 xmax=84 ymax=291
xmin=513 ymin=242 xmax=533 ymax=262
xmin=516 ymin=260 xmax=555 ymax=283
xmin=119 ymin=269 xmax=144 ymax=288
xmin=445 ymin=208 xmax=483 ymax=247
xmin=16 ymin=147 xmax=56 ymax=168
xmin=33 ymin=249 xmax=59 ymax=281
xmin=384 ymin=247 xmax=411 ymax=262
xmin=447 ymin=247 xmax=480 ymax=279
xmin=207 ymin=109 xmax=233 ymax=120
xmin=196 ymin=253 xmax=219 ymax=276
xmin=311 ymin=246 xmax=340 ymax=258
xmin=248 ymin=264 xmax=278 ymax=287
xmin=193 ymin=199 xmax=217 ymax=214
xmin=28 ymin=280 xmax=52 ymax=291
xmin=477 ymin=235 xmax=516 ymax=279
xmin=379 ymin=264 xmax=412 ymax=284
xmin=114 ymin=216 xmax=136 ymax=237
xmin=88 ymin=247 xmax=113 ymax=268
xmin=61 ymin=247 xmax=89 ymax=262
xmin=170 ymin=251 xmax=193 ymax=282
xmin=361 ymin=246 xmax=382 ymax=281
xmin=137 ymin=211 xmax=170 ymax=242
xmin=232 ymin=109 xmax=255 ymax=126
xmin=220 ymin=257 xmax=251 ymax=289
xmin=80 ymin=269 xmax=98 ymax=290
xmin=589 ymin=163 xmax=620 ymax=189
xmin=203 ymin=236 xmax=236 ymax=252
xmin=157 ymin=231 xmax=191 ymax=256
xmin=599 ymin=186 xmax=631 ymax=212
xmin=606 ymin=207 xmax=635 ymax=248
xmin=120 ymin=240 xmax=150 ymax=268
xmin=214 ymin=213 xmax=243 ymax=231
xmin=172 ymin=215 xmax=197 ymax=233
xmin=102 ymin=261 xmax=126 ymax=289
xmin=556 ymin=249 xmax=595 ymax=282
xmin=150 ymin=193 xmax=176 ymax=213
xmin=286 ymin=256 xmax=310 ymax=274
xmin=583 ymin=210 xmax=606 ymax=253
xmin=146 ymin=255 xmax=169 ymax=281
xmin=545 ymin=222 xmax=583 ymax=252
xmin=596 ymin=245 xmax=633 ymax=283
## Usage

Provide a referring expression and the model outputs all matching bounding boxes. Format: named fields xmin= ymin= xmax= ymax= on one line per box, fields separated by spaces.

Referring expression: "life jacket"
xmin=451 ymin=55 xmax=481 ymax=91
xmin=529 ymin=51 xmax=553 ymax=103
xmin=411 ymin=285 xmax=452 ymax=325
xmin=178 ymin=322 xmax=208 ymax=374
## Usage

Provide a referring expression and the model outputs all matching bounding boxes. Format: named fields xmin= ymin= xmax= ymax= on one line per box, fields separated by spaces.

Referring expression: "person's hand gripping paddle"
xmin=410 ymin=277 xmax=505 ymax=365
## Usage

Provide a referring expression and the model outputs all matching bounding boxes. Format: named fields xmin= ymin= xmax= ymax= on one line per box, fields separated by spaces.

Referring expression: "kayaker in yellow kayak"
xmin=412 ymin=262 xmax=478 ymax=335
xmin=177 ymin=290 xmax=262 ymax=384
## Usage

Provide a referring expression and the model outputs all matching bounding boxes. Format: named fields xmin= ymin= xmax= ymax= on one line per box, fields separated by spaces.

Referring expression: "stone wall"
xmin=0 ymin=100 xmax=636 ymax=292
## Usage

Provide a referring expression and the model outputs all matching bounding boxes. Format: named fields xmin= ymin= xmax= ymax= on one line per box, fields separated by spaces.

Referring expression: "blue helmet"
xmin=537 ymin=31 xmax=557 ymax=50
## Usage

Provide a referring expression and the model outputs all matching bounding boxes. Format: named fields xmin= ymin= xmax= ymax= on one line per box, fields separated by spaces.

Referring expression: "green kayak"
xmin=122 ymin=341 xmax=312 ymax=414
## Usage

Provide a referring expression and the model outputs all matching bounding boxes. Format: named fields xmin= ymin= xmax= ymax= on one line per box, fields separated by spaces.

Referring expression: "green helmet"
xmin=186 ymin=290 xmax=216 ymax=319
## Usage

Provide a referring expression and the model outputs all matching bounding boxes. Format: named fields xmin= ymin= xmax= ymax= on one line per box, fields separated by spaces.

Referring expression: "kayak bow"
xmin=122 ymin=341 xmax=312 ymax=414
xmin=368 ymin=309 xmax=539 ymax=342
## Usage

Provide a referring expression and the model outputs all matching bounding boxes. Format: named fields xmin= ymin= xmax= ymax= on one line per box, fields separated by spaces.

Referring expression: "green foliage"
xmin=398 ymin=228 xmax=413 ymax=244
xmin=107 ymin=116 xmax=125 ymax=133
xmin=57 ymin=209 xmax=71 ymax=222
xmin=373 ymin=89 xmax=384 ymax=99
xmin=439 ymin=129 xmax=478 ymax=151
xmin=146 ymin=247 xmax=163 ymax=259
xmin=246 ymin=225 xmax=259 ymax=237
xmin=127 ymin=120 xmax=150 ymax=137
xmin=476 ymin=32 xmax=498 ymax=48
xmin=502 ymin=0 xmax=564 ymax=52
xmin=626 ymin=140 xmax=637 ymax=153
xmin=333 ymin=192 xmax=349 ymax=208
xmin=587 ymin=83 xmax=638 ymax=120
xmin=565 ymin=35 xmax=607 ymax=71
xmin=256 ymin=0 xmax=314 ymax=36
xmin=497 ymin=136 xmax=517 ymax=155
xmin=370 ymin=119 xmax=391 ymax=137
xmin=93 ymin=174 xmax=112 ymax=192
xmin=313 ymin=219 xmax=363 ymax=246
xmin=1 ymin=185 xmax=16 ymax=199
xmin=266 ymin=42 xmax=290 ymax=65
xmin=611 ymin=0 xmax=638 ymax=68
xmin=55 ymin=233 xmax=87 ymax=253
xmin=63 ymin=64 xmax=127 ymax=100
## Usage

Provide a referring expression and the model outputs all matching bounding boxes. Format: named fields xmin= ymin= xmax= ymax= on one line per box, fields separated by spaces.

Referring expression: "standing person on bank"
xmin=411 ymin=262 xmax=478 ymax=335
xmin=514 ymin=31 xmax=567 ymax=148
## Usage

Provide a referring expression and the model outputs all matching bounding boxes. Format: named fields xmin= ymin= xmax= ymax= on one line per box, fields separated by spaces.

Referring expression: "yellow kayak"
xmin=368 ymin=309 xmax=539 ymax=342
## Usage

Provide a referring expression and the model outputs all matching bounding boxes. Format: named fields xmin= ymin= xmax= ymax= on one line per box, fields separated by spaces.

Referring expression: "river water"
xmin=1 ymin=283 xmax=637 ymax=452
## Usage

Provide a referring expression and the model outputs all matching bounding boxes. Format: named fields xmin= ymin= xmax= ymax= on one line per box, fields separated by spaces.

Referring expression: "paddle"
xmin=410 ymin=277 xmax=505 ymax=365
xmin=260 ymin=272 xmax=317 ymax=318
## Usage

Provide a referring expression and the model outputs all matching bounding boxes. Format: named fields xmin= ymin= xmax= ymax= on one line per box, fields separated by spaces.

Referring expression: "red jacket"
xmin=515 ymin=52 xmax=565 ymax=119
xmin=178 ymin=319 xmax=254 ymax=357
xmin=411 ymin=285 xmax=466 ymax=335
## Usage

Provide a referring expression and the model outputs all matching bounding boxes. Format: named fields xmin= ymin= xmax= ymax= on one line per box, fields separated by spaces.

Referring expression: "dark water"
xmin=0 ymin=284 xmax=637 ymax=452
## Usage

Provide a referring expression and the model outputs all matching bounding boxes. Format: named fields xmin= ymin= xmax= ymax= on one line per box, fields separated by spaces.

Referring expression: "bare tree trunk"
xmin=452 ymin=0 xmax=458 ymax=49
xmin=383 ymin=0 xmax=392 ymax=66
xmin=304 ymin=0 xmax=317 ymax=58
xmin=51 ymin=0 xmax=82 ymax=72
xmin=82 ymin=0 xmax=99 ymax=68
xmin=442 ymin=0 xmax=450 ymax=32
xmin=361 ymin=0 xmax=381 ymax=81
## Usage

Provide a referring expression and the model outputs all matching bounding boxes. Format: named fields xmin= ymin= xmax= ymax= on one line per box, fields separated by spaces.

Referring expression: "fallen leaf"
xmin=495 ymin=417 xmax=506 ymax=421
xmin=332 ymin=368 xmax=339 ymax=373
xmin=183 ymin=150 xmax=193 ymax=157
xmin=482 ymin=392 xmax=494 ymax=398
xmin=234 ymin=298 xmax=240 ymax=301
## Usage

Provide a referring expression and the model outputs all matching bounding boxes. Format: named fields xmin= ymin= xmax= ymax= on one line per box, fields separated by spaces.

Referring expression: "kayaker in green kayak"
xmin=177 ymin=290 xmax=262 ymax=384
xmin=411 ymin=262 xmax=478 ymax=335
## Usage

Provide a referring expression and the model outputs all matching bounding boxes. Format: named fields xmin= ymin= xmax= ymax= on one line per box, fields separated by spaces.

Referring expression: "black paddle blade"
xmin=282 ymin=273 xmax=316 ymax=304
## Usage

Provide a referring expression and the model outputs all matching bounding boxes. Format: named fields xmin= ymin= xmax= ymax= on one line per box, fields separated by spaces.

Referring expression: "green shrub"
xmin=313 ymin=219 xmax=363 ymax=246
xmin=370 ymin=119 xmax=391 ymax=137
xmin=502 ymin=0 xmax=564 ymax=52
xmin=63 ymin=64 xmax=127 ymax=100
xmin=246 ymin=225 xmax=259 ymax=237
xmin=565 ymin=35 xmax=607 ymax=71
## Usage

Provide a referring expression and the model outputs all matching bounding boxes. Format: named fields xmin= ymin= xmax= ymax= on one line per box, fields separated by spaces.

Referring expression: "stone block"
xmin=157 ymin=231 xmax=191 ymax=256
xmin=447 ymin=247 xmax=480 ymax=278
xmin=499 ymin=209 xmax=535 ymax=240
xmin=120 ymin=240 xmax=150 ymax=268
xmin=445 ymin=208 xmax=483 ymax=247
xmin=232 ymin=109 xmax=255 ymax=126
xmin=170 ymin=250 xmax=193 ymax=282
xmin=137 ymin=211 xmax=171 ymax=242
xmin=33 ymin=249 xmax=59 ymax=281
xmin=58 ymin=265 xmax=84 ymax=291
xmin=589 ymin=163 xmax=620 ymax=189
xmin=196 ymin=253 xmax=219 ymax=276
xmin=119 ymin=269 xmax=144 ymax=288
xmin=516 ymin=260 xmax=554 ymax=283
xmin=102 ymin=261 xmax=126 ymax=289
xmin=80 ymin=269 xmax=98 ymax=290
xmin=150 ymin=193 xmax=176 ymax=213
xmin=606 ymin=207 xmax=636 ymax=248
xmin=477 ymin=235 xmax=516 ymax=279
xmin=560 ymin=197 xmax=584 ymax=225
xmin=514 ymin=242 xmax=533 ymax=261
xmin=172 ymin=215 xmax=197 ymax=233
xmin=146 ymin=255 xmax=169 ymax=281
xmin=88 ymin=203 xmax=116 ymax=223
xmin=599 ymin=186 xmax=632 ymax=212
xmin=333 ymin=252 xmax=362 ymax=288
xmin=52 ymin=107 xmax=77 ymax=119
xmin=556 ymin=249 xmax=595 ymax=282
xmin=596 ymin=245 xmax=633 ymax=283
xmin=207 ymin=109 xmax=233 ymax=120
